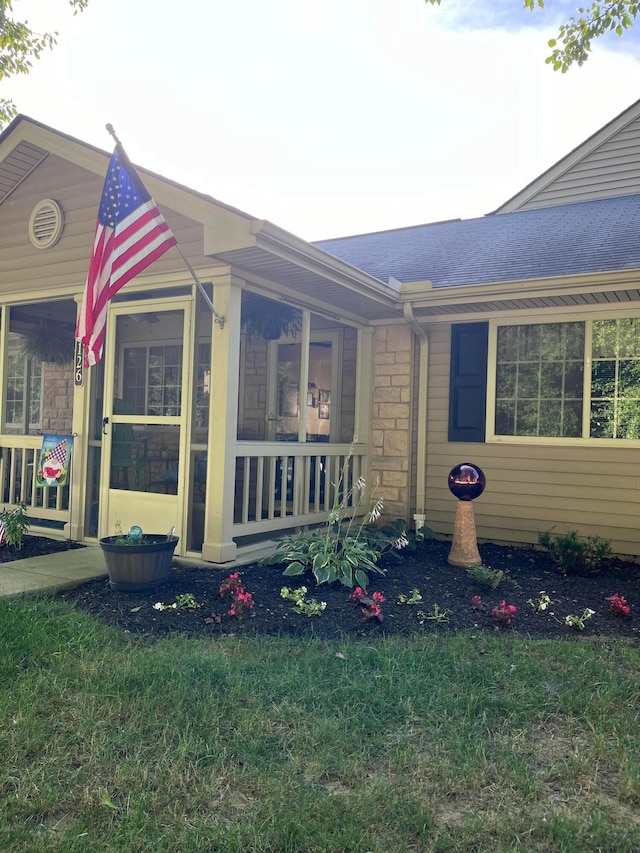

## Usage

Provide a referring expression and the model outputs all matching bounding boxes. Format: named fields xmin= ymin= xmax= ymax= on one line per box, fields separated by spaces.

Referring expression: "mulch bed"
xmin=0 ymin=535 xmax=84 ymax=563
xmin=55 ymin=538 xmax=640 ymax=643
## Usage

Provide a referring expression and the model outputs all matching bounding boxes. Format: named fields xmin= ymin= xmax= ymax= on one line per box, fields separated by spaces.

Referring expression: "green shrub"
xmin=538 ymin=528 xmax=612 ymax=575
xmin=0 ymin=502 xmax=30 ymax=549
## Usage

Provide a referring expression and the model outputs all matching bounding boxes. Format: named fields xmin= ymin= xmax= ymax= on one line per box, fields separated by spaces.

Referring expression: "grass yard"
xmin=1 ymin=595 xmax=639 ymax=852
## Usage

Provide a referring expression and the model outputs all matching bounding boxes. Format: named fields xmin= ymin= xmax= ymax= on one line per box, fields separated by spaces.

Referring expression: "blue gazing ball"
xmin=128 ymin=525 xmax=143 ymax=542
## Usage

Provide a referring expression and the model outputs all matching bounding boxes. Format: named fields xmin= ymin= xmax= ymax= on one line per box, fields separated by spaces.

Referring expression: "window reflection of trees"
xmin=495 ymin=318 xmax=640 ymax=439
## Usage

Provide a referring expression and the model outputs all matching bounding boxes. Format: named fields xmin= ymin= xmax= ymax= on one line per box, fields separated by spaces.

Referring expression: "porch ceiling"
xmin=216 ymin=244 xmax=405 ymax=324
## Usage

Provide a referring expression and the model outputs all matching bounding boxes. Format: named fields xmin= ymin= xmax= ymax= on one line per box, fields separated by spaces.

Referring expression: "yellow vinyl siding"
xmin=0 ymin=155 xmax=214 ymax=298
xmin=498 ymin=108 xmax=640 ymax=212
xmin=422 ymin=322 xmax=640 ymax=556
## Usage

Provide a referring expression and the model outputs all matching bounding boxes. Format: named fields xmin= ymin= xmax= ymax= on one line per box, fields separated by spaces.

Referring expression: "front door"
xmin=98 ymin=298 xmax=193 ymax=550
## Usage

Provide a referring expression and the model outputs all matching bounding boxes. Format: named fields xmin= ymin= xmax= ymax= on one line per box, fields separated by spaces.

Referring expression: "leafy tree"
xmin=424 ymin=1 xmax=640 ymax=71
xmin=1 ymin=0 xmax=89 ymax=126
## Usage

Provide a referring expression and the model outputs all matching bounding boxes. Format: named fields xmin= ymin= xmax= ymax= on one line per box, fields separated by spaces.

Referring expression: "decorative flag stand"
xmin=36 ymin=434 xmax=75 ymax=545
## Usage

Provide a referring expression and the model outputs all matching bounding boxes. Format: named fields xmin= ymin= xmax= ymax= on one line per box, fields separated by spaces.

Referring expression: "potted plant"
xmin=241 ymin=292 xmax=302 ymax=340
xmin=99 ymin=525 xmax=179 ymax=591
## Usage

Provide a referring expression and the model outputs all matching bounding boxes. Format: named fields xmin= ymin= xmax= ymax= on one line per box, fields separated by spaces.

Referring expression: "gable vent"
xmin=28 ymin=199 xmax=64 ymax=249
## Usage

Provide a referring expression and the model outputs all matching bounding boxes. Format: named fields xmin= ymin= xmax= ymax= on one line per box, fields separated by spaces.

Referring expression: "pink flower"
xmin=610 ymin=593 xmax=631 ymax=618
xmin=492 ymin=600 xmax=517 ymax=629
xmin=219 ymin=573 xmax=254 ymax=617
xmin=348 ymin=587 xmax=384 ymax=622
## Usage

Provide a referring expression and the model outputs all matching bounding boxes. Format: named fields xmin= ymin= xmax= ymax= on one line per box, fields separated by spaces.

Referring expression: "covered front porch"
xmin=0 ymin=272 xmax=380 ymax=565
xmin=0 ymin=119 xmax=405 ymax=564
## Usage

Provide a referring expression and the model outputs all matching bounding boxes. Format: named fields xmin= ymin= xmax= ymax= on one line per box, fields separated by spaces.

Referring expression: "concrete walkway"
xmin=0 ymin=545 xmax=107 ymax=598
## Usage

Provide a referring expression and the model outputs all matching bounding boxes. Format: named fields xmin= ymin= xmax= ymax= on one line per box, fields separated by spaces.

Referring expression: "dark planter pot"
xmin=99 ymin=535 xmax=179 ymax=591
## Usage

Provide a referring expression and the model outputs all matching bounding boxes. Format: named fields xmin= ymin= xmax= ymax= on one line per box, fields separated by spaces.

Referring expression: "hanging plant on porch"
xmin=18 ymin=325 xmax=73 ymax=365
xmin=241 ymin=293 xmax=302 ymax=340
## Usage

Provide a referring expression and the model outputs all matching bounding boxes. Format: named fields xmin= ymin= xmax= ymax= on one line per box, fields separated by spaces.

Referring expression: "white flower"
xmin=153 ymin=602 xmax=163 ymax=610
xmin=368 ymin=498 xmax=384 ymax=523
xmin=394 ymin=532 xmax=409 ymax=550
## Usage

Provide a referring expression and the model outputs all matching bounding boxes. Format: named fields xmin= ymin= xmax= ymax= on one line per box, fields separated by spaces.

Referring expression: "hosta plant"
xmin=262 ymin=450 xmax=396 ymax=588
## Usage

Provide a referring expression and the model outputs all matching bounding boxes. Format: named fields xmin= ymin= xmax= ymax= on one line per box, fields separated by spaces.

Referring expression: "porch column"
xmin=354 ymin=326 xmax=374 ymax=476
xmin=66 ymin=295 xmax=90 ymax=540
xmin=201 ymin=274 xmax=242 ymax=563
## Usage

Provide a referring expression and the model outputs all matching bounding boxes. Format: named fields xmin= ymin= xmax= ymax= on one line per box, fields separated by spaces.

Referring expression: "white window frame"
xmin=4 ymin=336 xmax=43 ymax=432
xmin=119 ymin=342 xmax=183 ymax=417
xmin=486 ymin=309 xmax=640 ymax=446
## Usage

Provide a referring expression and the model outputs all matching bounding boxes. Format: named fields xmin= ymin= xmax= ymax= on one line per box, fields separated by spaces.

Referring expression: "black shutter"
xmin=448 ymin=322 xmax=488 ymax=442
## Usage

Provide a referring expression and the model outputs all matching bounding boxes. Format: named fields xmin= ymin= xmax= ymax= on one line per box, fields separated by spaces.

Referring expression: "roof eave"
xmin=400 ymin=267 xmax=640 ymax=310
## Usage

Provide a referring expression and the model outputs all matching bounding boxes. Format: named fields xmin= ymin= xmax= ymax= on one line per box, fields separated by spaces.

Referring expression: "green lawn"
xmin=1 ymin=596 xmax=639 ymax=852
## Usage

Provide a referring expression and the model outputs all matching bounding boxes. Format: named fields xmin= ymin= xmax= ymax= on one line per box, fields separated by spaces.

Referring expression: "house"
xmin=2 ymin=99 xmax=640 ymax=562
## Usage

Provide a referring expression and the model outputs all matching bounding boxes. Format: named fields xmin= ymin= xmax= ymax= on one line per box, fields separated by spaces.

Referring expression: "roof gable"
xmin=494 ymin=98 xmax=640 ymax=213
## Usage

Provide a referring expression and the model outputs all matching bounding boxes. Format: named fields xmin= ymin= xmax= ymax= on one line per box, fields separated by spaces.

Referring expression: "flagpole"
xmin=105 ymin=124 xmax=225 ymax=329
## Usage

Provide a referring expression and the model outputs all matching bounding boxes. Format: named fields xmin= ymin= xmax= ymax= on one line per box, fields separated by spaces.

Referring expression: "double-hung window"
xmin=4 ymin=334 xmax=43 ymax=434
xmin=489 ymin=317 xmax=640 ymax=441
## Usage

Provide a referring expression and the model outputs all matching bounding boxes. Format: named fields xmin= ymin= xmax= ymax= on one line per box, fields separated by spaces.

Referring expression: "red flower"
xmin=610 ymin=593 xmax=631 ymax=618
xmin=492 ymin=600 xmax=517 ymax=629
xmin=219 ymin=573 xmax=254 ymax=617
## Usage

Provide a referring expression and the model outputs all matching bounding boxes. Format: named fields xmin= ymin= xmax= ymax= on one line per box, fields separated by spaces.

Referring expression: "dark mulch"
xmin=0 ymin=535 xmax=84 ymax=563
xmin=56 ymin=539 xmax=640 ymax=643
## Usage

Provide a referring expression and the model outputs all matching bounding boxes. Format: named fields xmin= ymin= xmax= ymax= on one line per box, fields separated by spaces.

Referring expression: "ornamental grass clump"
xmin=262 ymin=448 xmax=409 ymax=588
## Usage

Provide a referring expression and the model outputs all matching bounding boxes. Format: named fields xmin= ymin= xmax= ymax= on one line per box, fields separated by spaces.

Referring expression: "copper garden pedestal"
xmin=447 ymin=463 xmax=485 ymax=567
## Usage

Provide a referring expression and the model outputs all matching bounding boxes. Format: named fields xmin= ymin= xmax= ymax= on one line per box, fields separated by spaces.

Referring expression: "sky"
xmin=4 ymin=0 xmax=640 ymax=241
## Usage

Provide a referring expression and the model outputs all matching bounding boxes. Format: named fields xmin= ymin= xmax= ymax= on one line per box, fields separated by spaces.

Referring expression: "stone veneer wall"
xmin=369 ymin=325 xmax=413 ymax=521
xmin=239 ymin=336 xmax=268 ymax=439
xmin=42 ymin=362 xmax=74 ymax=434
xmin=339 ymin=327 xmax=357 ymax=442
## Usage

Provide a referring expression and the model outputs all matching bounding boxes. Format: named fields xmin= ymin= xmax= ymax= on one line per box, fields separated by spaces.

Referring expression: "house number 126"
xmin=74 ymin=341 xmax=84 ymax=387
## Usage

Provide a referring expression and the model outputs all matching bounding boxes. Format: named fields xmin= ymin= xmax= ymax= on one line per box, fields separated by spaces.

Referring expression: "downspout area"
xmin=403 ymin=301 xmax=429 ymax=533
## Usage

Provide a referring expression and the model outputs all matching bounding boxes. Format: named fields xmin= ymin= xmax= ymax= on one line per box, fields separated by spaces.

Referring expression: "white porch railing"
xmin=232 ymin=441 xmax=367 ymax=538
xmin=0 ymin=437 xmax=70 ymax=526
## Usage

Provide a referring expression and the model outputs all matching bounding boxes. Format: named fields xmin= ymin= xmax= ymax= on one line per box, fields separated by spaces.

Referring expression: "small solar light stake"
xmin=447 ymin=463 xmax=485 ymax=567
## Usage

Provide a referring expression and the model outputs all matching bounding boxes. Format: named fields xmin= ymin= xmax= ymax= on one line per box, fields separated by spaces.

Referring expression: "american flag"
xmin=75 ymin=146 xmax=177 ymax=367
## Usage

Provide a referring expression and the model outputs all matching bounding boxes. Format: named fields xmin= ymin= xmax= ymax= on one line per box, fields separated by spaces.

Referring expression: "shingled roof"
xmin=315 ymin=193 xmax=640 ymax=288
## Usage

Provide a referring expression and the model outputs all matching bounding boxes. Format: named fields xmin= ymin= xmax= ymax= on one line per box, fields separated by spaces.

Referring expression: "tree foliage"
xmin=0 ymin=0 xmax=89 ymax=126
xmin=424 ymin=1 xmax=640 ymax=71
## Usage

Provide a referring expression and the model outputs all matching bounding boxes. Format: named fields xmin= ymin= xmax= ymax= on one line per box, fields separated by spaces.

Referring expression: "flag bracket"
xmin=105 ymin=124 xmax=225 ymax=331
